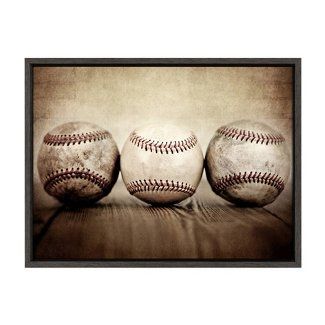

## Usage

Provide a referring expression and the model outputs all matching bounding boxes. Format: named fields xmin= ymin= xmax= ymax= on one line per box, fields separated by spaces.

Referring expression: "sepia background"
xmin=33 ymin=66 xmax=293 ymax=259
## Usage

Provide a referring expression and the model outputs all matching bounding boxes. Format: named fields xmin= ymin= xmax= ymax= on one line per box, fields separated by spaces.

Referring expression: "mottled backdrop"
xmin=33 ymin=67 xmax=292 ymax=223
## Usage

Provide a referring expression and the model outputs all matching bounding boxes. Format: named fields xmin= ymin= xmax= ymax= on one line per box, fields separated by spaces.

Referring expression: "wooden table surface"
xmin=33 ymin=180 xmax=293 ymax=260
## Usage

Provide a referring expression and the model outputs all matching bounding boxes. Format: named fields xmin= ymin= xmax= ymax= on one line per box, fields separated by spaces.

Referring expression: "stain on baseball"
xmin=205 ymin=120 xmax=290 ymax=207
xmin=37 ymin=122 xmax=119 ymax=205
xmin=121 ymin=124 xmax=204 ymax=205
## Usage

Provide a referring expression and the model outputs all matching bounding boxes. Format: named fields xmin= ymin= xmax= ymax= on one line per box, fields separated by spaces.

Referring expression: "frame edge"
xmin=25 ymin=58 xmax=302 ymax=268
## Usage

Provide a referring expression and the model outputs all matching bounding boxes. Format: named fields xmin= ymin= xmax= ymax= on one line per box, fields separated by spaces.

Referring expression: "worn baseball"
xmin=205 ymin=120 xmax=290 ymax=207
xmin=37 ymin=122 xmax=119 ymax=205
xmin=121 ymin=124 xmax=204 ymax=205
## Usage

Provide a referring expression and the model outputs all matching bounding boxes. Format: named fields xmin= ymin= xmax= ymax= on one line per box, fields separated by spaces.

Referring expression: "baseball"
xmin=205 ymin=120 xmax=290 ymax=207
xmin=37 ymin=122 xmax=119 ymax=205
xmin=121 ymin=124 xmax=204 ymax=205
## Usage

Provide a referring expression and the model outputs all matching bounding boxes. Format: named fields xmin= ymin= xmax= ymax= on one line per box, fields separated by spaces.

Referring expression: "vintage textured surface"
xmin=33 ymin=179 xmax=292 ymax=260
xmin=33 ymin=67 xmax=293 ymax=259
xmin=121 ymin=124 xmax=204 ymax=204
xmin=206 ymin=120 xmax=290 ymax=206
xmin=37 ymin=122 xmax=119 ymax=204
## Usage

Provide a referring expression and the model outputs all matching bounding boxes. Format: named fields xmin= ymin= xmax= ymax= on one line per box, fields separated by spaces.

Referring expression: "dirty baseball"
xmin=205 ymin=120 xmax=290 ymax=207
xmin=37 ymin=121 xmax=119 ymax=204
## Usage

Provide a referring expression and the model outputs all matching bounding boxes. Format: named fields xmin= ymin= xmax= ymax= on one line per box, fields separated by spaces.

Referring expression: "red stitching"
xmin=217 ymin=126 xmax=285 ymax=145
xmin=129 ymin=131 xmax=198 ymax=154
xmin=44 ymin=168 xmax=111 ymax=193
xmin=213 ymin=172 xmax=285 ymax=192
xmin=43 ymin=131 xmax=111 ymax=146
xmin=126 ymin=179 xmax=196 ymax=195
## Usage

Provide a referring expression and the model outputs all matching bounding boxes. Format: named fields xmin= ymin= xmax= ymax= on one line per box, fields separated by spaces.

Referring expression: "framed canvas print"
xmin=25 ymin=58 xmax=301 ymax=267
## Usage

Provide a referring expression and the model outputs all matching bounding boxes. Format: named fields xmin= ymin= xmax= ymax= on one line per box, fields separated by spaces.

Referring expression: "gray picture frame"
xmin=25 ymin=58 xmax=301 ymax=267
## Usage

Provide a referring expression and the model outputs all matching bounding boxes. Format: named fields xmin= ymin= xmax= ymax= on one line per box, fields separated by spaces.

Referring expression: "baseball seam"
xmin=44 ymin=167 xmax=111 ymax=193
xmin=129 ymin=131 xmax=198 ymax=154
xmin=126 ymin=179 xmax=196 ymax=195
xmin=43 ymin=130 xmax=111 ymax=146
xmin=213 ymin=171 xmax=285 ymax=192
xmin=217 ymin=126 xmax=285 ymax=145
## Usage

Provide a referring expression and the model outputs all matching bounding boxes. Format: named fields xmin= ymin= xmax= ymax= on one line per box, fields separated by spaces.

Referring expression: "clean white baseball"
xmin=205 ymin=120 xmax=290 ymax=207
xmin=121 ymin=124 xmax=204 ymax=205
xmin=37 ymin=122 xmax=119 ymax=204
